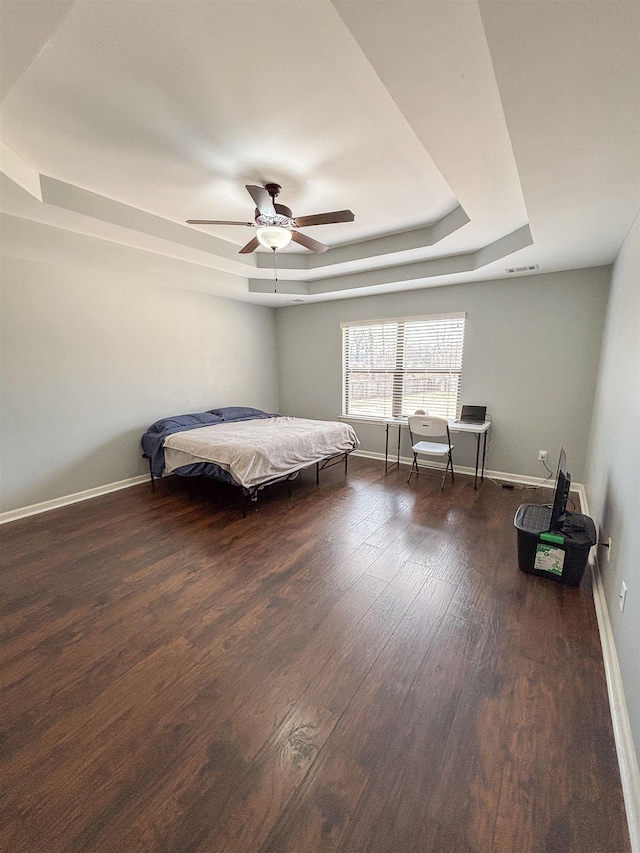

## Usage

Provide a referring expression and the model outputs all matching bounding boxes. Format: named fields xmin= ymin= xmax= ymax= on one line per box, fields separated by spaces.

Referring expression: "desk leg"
xmin=385 ymin=423 xmax=390 ymax=473
xmin=397 ymin=424 xmax=401 ymax=468
xmin=481 ymin=430 xmax=488 ymax=481
xmin=474 ymin=433 xmax=480 ymax=490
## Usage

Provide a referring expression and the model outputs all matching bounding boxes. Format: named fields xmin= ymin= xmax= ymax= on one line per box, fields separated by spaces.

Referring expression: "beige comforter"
xmin=162 ymin=416 xmax=359 ymax=488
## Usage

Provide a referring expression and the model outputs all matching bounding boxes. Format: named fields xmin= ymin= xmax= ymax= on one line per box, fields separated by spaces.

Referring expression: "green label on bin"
xmin=534 ymin=543 xmax=565 ymax=576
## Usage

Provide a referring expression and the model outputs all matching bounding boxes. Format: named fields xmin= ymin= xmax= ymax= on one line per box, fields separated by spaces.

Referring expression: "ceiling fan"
xmin=186 ymin=183 xmax=355 ymax=254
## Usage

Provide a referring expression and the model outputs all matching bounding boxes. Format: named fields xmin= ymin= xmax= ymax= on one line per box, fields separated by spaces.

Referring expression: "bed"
xmin=141 ymin=406 xmax=359 ymax=514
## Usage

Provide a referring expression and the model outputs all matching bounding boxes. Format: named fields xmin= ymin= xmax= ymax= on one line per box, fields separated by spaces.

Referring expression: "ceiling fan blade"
xmin=245 ymin=185 xmax=276 ymax=217
xmin=291 ymin=230 xmax=329 ymax=253
xmin=239 ymin=236 xmax=260 ymax=254
xmin=186 ymin=220 xmax=254 ymax=226
xmin=293 ymin=210 xmax=355 ymax=227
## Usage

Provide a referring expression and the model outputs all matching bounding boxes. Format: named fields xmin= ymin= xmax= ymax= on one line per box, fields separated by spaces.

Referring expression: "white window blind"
xmin=342 ymin=313 xmax=466 ymax=420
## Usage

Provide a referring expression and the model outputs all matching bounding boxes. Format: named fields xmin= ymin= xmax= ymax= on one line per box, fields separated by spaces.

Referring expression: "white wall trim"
xmin=351 ymin=449 xmax=580 ymax=491
xmin=575 ymin=484 xmax=640 ymax=853
xmin=0 ymin=139 xmax=43 ymax=201
xmin=0 ymin=453 xmax=562 ymax=526
xmin=0 ymin=474 xmax=150 ymax=525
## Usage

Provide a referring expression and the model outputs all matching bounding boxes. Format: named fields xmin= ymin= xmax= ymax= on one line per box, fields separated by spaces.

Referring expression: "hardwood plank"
xmin=424 ymin=670 xmax=515 ymax=851
xmin=2 ymin=638 xmax=212 ymax=845
xmin=493 ymin=656 xmax=630 ymax=853
xmin=305 ymin=560 xmax=431 ymax=717
xmin=261 ymin=566 xmax=387 ymax=669
xmin=363 ymin=507 xmax=412 ymax=550
xmin=492 ymin=658 xmax=572 ymax=852
xmin=77 ymin=739 xmax=247 ymax=853
xmin=335 ymin=614 xmax=483 ymax=853
xmin=209 ymin=698 xmax=337 ymax=853
xmin=0 ymin=632 xmax=146 ymax=761
xmin=259 ymin=743 xmax=369 ymax=853
xmin=365 ymin=523 xmax=431 ymax=582
xmin=507 ymin=573 xmax=604 ymax=679
xmin=329 ymin=577 xmax=457 ymax=768
xmin=412 ymin=819 xmax=481 ymax=853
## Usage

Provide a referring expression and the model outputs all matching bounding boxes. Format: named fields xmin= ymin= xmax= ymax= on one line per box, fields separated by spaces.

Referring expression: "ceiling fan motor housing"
xmin=255 ymin=203 xmax=294 ymax=227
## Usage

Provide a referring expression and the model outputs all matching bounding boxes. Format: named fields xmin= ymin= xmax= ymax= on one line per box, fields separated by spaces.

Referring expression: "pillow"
xmin=207 ymin=406 xmax=276 ymax=422
xmin=146 ymin=412 xmax=223 ymax=434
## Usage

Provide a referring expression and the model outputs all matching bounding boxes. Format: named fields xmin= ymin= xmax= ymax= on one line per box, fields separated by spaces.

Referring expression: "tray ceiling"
xmin=0 ymin=0 xmax=638 ymax=305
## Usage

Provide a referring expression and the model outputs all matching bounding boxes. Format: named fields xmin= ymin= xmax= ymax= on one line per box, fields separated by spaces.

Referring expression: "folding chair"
xmin=407 ymin=415 xmax=455 ymax=490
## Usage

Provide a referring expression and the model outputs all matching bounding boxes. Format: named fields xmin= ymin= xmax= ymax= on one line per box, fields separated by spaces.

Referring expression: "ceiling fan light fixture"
xmin=256 ymin=226 xmax=292 ymax=250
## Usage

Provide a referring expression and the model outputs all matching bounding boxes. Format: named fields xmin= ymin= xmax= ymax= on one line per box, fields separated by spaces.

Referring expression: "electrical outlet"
xmin=619 ymin=582 xmax=627 ymax=613
xmin=538 ymin=450 xmax=548 ymax=462
xmin=607 ymin=536 xmax=612 ymax=562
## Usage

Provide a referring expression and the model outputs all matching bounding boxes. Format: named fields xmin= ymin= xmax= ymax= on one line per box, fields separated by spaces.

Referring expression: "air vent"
xmin=505 ymin=264 xmax=539 ymax=274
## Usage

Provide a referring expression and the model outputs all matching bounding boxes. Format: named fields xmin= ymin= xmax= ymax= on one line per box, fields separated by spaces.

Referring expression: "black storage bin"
xmin=514 ymin=504 xmax=597 ymax=586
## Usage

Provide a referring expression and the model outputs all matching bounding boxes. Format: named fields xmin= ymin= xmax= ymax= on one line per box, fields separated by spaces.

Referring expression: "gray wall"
xmin=276 ymin=268 xmax=611 ymax=481
xmin=585 ymin=212 xmax=640 ymax=761
xmin=0 ymin=255 xmax=278 ymax=512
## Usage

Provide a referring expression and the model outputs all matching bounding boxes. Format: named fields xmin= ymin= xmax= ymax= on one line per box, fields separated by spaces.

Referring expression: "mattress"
xmin=162 ymin=416 xmax=359 ymax=488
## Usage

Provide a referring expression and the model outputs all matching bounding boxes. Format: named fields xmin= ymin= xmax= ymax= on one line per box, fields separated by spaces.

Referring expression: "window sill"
xmin=339 ymin=415 xmax=404 ymax=426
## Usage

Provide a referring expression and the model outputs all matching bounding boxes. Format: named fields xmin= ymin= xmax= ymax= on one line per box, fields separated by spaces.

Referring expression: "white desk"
xmin=384 ymin=418 xmax=492 ymax=489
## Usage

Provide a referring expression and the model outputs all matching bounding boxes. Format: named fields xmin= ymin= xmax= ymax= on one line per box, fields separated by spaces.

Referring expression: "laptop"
xmin=455 ymin=405 xmax=487 ymax=424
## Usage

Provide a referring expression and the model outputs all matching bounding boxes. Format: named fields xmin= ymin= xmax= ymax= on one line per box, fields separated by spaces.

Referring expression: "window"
xmin=342 ymin=313 xmax=466 ymax=420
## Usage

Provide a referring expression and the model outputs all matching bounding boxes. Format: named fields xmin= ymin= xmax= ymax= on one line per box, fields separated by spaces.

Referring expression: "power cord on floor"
xmin=467 ymin=415 xmax=554 ymax=492
xmin=487 ymin=457 xmax=554 ymax=491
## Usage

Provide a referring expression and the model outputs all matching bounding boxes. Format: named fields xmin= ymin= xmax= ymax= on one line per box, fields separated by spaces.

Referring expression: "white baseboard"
xmin=575 ymin=485 xmax=640 ymax=853
xmin=351 ymin=449 xmax=583 ymax=491
xmin=0 ymin=474 xmax=150 ymax=525
xmin=1 ymin=454 xmax=573 ymax=525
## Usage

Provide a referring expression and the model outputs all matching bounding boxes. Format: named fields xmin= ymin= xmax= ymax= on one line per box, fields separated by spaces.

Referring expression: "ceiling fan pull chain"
xmin=273 ymin=246 xmax=278 ymax=293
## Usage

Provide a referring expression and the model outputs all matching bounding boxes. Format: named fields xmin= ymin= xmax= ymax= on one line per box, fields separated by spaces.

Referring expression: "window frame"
xmin=341 ymin=312 xmax=466 ymax=422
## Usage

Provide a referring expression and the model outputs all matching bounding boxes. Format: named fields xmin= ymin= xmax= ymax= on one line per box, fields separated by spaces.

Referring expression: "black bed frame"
xmin=147 ymin=450 xmax=352 ymax=517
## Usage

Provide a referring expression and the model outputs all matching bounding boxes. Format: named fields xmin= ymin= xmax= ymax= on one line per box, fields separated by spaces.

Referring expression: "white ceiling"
xmin=0 ymin=0 xmax=638 ymax=305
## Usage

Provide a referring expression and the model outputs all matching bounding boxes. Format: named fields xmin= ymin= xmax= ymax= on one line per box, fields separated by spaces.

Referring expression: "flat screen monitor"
xmin=550 ymin=448 xmax=571 ymax=531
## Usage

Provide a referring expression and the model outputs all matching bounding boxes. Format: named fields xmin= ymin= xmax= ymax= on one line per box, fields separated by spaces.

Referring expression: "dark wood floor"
xmin=0 ymin=458 xmax=630 ymax=853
